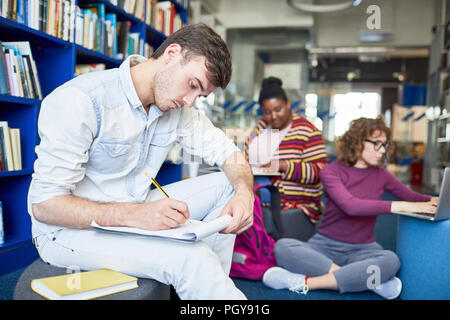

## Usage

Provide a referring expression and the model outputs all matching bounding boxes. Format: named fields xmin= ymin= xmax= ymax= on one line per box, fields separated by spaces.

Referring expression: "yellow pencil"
xmin=144 ymin=172 xmax=192 ymax=224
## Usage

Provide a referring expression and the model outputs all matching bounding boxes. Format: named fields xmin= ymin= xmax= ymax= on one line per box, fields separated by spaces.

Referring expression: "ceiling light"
xmin=359 ymin=31 xmax=394 ymax=42
xmin=347 ymin=70 xmax=360 ymax=81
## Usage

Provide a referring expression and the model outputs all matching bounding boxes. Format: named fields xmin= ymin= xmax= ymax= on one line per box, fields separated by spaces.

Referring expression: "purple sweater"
xmin=317 ymin=161 xmax=431 ymax=244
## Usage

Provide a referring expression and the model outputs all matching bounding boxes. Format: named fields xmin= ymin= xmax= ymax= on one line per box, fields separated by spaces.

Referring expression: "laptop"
xmin=393 ymin=167 xmax=450 ymax=221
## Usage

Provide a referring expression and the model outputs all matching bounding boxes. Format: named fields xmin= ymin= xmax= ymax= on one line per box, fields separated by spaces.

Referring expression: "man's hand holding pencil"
xmin=127 ymin=198 xmax=191 ymax=230
xmin=124 ymin=172 xmax=191 ymax=231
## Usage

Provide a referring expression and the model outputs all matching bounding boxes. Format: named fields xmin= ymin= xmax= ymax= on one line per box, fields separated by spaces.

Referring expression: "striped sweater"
xmin=244 ymin=114 xmax=328 ymax=223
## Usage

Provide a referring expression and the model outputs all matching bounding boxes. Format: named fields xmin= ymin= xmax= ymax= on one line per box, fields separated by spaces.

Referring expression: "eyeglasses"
xmin=364 ymin=139 xmax=390 ymax=151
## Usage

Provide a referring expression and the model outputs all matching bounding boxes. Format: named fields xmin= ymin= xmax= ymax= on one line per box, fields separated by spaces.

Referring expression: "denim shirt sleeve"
xmin=177 ymin=107 xmax=239 ymax=167
xmin=29 ymin=86 xmax=98 ymax=207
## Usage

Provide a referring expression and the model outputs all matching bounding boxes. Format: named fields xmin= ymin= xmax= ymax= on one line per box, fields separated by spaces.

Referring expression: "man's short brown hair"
xmin=152 ymin=23 xmax=232 ymax=89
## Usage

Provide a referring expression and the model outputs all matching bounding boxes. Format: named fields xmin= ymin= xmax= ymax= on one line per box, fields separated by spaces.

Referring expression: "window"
xmin=305 ymin=93 xmax=323 ymax=131
xmin=329 ymin=91 xmax=381 ymax=140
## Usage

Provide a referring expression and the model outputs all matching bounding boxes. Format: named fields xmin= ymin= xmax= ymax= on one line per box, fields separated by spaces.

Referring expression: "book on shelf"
xmin=74 ymin=6 xmax=83 ymax=46
xmin=134 ymin=0 xmax=146 ymax=21
xmin=0 ymin=201 xmax=4 ymax=246
xmin=116 ymin=20 xmax=130 ymax=60
xmin=9 ymin=127 xmax=22 ymax=171
xmin=4 ymin=48 xmax=22 ymax=97
xmin=0 ymin=121 xmax=14 ymax=172
xmin=0 ymin=41 xmax=43 ymax=99
xmin=31 ymin=268 xmax=139 ymax=300
xmin=105 ymin=13 xmax=117 ymax=58
xmin=144 ymin=42 xmax=154 ymax=58
xmin=75 ymin=63 xmax=106 ymax=76
xmin=82 ymin=8 xmax=94 ymax=49
xmin=81 ymin=3 xmax=105 ymax=53
xmin=117 ymin=0 xmax=145 ymax=21
xmin=145 ymin=0 xmax=158 ymax=27
xmin=155 ymin=1 xmax=184 ymax=36
xmin=3 ymin=51 xmax=15 ymax=96
xmin=128 ymin=32 xmax=143 ymax=57
xmin=0 ymin=44 xmax=10 ymax=95
xmin=0 ymin=130 xmax=4 ymax=171
xmin=3 ymin=42 xmax=29 ymax=98
xmin=0 ymin=121 xmax=22 ymax=172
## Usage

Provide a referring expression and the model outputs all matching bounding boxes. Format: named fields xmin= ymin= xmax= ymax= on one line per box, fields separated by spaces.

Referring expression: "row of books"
xmin=1 ymin=0 xmax=185 ymax=42
xmin=0 ymin=41 xmax=43 ymax=99
xmin=74 ymin=63 xmax=106 ymax=76
xmin=114 ymin=0 xmax=146 ymax=21
xmin=105 ymin=0 xmax=188 ymax=36
xmin=110 ymin=0 xmax=189 ymax=10
xmin=74 ymin=4 xmax=154 ymax=60
xmin=152 ymin=0 xmax=184 ymax=36
xmin=1 ymin=0 xmax=76 ymax=42
xmin=0 ymin=121 xmax=22 ymax=172
xmin=75 ymin=4 xmax=118 ymax=57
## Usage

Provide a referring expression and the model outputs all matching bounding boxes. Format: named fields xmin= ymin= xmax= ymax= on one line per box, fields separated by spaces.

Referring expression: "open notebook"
xmin=251 ymin=166 xmax=281 ymax=176
xmin=91 ymin=215 xmax=232 ymax=242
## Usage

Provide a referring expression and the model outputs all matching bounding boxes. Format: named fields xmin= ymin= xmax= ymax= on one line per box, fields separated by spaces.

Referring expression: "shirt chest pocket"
xmin=101 ymin=142 xmax=131 ymax=157
xmin=89 ymin=141 xmax=133 ymax=174
xmin=147 ymin=131 xmax=177 ymax=169
xmin=150 ymin=130 xmax=178 ymax=147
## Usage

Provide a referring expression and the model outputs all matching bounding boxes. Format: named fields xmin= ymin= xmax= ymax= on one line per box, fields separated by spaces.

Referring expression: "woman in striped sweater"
xmin=244 ymin=77 xmax=328 ymax=224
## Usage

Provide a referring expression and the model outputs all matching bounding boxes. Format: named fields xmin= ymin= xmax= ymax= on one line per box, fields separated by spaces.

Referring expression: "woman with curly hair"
xmin=262 ymin=116 xmax=438 ymax=299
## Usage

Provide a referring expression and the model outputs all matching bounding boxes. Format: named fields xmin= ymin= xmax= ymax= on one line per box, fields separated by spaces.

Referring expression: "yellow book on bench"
xmin=31 ymin=269 xmax=138 ymax=300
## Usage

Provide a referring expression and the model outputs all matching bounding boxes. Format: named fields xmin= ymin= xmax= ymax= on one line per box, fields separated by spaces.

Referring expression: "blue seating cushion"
xmin=13 ymin=258 xmax=171 ymax=300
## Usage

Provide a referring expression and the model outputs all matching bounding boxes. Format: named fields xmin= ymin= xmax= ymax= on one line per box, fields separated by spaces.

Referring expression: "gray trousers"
xmin=274 ymin=233 xmax=401 ymax=293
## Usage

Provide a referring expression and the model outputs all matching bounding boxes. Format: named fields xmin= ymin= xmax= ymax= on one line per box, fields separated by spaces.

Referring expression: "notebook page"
xmin=91 ymin=215 xmax=232 ymax=241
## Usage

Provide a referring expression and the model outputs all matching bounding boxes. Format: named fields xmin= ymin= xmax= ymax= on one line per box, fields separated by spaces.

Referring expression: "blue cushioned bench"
xmin=14 ymin=258 xmax=171 ymax=300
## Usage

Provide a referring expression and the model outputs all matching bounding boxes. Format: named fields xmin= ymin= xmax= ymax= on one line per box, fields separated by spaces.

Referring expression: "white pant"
xmin=34 ymin=172 xmax=247 ymax=300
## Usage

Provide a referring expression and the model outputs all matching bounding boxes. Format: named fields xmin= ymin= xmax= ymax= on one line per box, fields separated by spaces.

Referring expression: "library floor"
xmin=0 ymin=266 xmax=25 ymax=300
xmin=0 ymin=213 xmax=396 ymax=300
xmin=0 ymin=192 xmax=403 ymax=300
xmin=0 ymin=267 xmax=383 ymax=300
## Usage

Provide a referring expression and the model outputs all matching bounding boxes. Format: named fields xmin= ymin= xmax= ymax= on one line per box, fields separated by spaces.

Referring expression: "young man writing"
xmin=28 ymin=23 xmax=253 ymax=299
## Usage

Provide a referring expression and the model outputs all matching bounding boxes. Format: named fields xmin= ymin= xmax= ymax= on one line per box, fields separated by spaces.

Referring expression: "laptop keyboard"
xmin=415 ymin=212 xmax=435 ymax=218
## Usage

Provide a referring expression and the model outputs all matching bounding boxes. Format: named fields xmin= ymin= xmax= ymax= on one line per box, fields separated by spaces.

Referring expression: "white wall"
xmin=313 ymin=0 xmax=437 ymax=47
xmin=197 ymin=0 xmax=436 ymax=47
xmin=227 ymin=29 xmax=310 ymax=100
xmin=215 ymin=0 xmax=313 ymax=29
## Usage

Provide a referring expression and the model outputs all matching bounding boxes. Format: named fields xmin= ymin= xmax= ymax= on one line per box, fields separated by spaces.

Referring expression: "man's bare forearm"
xmin=220 ymin=150 xmax=255 ymax=234
xmin=32 ymin=195 xmax=136 ymax=229
xmin=221 ymin=151 xmax=254 ymax=196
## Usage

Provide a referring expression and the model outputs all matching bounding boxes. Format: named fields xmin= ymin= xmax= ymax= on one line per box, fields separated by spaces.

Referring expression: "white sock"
xmin=370 ymin=276 xmax=402 ymax=300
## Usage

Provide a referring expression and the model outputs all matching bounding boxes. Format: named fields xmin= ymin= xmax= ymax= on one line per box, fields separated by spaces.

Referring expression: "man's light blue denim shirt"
xmin=28 ymin=55 xmax=239 ymax=237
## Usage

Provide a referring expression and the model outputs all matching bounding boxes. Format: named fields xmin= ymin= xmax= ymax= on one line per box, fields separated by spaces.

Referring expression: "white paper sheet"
xmin=91 ymin=215 xmax=232 ymax=242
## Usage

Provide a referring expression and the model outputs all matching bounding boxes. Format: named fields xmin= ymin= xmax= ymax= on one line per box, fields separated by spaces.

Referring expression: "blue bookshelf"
xmin=75 ymin=44 xmax=122 ymax=68
xmin=0 ymin=0 xmax=189 ymax=276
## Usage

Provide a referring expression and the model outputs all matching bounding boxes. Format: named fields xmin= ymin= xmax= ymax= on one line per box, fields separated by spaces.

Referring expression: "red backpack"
xmin=230 ymin=185 xmax=278 ymax=280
